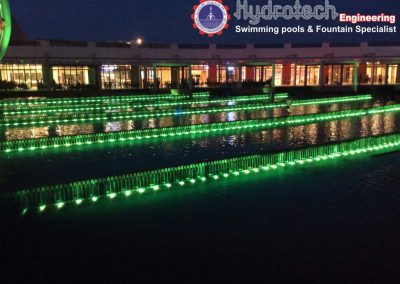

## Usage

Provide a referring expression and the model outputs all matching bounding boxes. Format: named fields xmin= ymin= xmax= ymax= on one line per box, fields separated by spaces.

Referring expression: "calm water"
xmin=1 ymin=100 xmax=386 ymax=141
xmin=2 ymin=148 xmax=400 ymax=282
xmin=1 ymin=99 xmax=399 ymax=190
xmin=2 ymin=95 xmax=400 ymax=282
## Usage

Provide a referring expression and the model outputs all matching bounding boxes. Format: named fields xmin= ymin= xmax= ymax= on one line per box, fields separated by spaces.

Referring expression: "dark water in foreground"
xmin=2 ymin=151 xmax=400 ymax=282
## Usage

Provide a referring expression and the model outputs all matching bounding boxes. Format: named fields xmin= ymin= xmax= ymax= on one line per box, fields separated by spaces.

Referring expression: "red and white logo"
xmin=192 ymin=0 xmax=231 ymax=37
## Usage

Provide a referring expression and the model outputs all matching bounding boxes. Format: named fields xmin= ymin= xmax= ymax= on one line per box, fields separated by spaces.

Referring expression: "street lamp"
xmin=136 ymin=38 xmax=143 ymax=46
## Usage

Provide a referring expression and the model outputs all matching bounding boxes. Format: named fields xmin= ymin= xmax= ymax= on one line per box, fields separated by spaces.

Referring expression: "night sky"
xmin=11 ymin=0 xmax=400 ymax=43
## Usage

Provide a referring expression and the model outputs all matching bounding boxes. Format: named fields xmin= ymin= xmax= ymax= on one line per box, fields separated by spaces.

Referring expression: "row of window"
xmin=0 ymin=63 xmax=399 ymax=90
xmin=0 ymin=65 xmax=91 ymax=90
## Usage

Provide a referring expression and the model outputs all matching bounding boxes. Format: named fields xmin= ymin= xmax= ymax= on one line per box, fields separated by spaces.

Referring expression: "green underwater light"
xmin=1 ymin=93 xmax=288 ymax=115
xmin=0 ymin=102 xmax=395 ymax=153
xmin=0 ymin=94 xmax=368 ymax=127
xmin=132 ymin=94 xmax=369 ymax=109
xmin=0 ymin=93 xmax=176 ymax=107
xmin=12 ymin=132 xmax=400 ymax=213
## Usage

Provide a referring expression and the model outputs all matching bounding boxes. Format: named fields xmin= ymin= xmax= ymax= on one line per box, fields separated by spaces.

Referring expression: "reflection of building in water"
xmin=138 ymin=118 xmax=176 ymax=129
xmin=290 ymin=105 xmax=306 ymax=116
xmin=306 ymin=123 xmax=318 ymax=145
xmin=56 ymin=124 xmax=94 ymax=136
xmin=360 ymin=116 xmax=371 ymax=137
xmin=272 ymin=128 xmax=285 ymax=145
xmin=260 ymin=130 xmax=270 ymax=145
xmin=158 ymin=117 xmax=174 ymax=128
xmin=359 ymin=114 xmax=393 ymax=138
xmin=225 ymin=134 xmax=239 ymax=147
xmin=5 ymin=127 xmax=49 ymax=141
xmin=371 ymin=115 xmax=384 ymax=136
xmin=226 ymin=111 xmax=238 ymax=122
xmin=104 ymin=121 xmax=134 ymax=133
xmin=325 ymin=120 xmax=339 ymax=142
xmin=383 ymin=112 xmax=395 ymax=133
xmin=289 ymin=125 xmax=307 ymax=146
xmin=272 ymin=107 xmax=285 ymax=118
xmin=190 ymin=114 xmax=210 ymax=125
xmin=337 ymin=120 xmax=352 ymax=141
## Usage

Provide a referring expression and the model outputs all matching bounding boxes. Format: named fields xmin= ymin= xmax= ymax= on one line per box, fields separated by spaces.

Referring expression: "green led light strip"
xmin=131 ymin=94 xmax=370 ymax=109
xmin=3 ymin=92 xmax=284 ymax=112
xmin=0 ymin=94 xmax=367 ymax=127
xmin=192 ymin=92 xmax=210 ymax=98
xmin=0 ymin=94 xmax=370 ymax=117
xmin=3 ymin=104 xmax=141 ymax=116
xmin=0 ymin=102 xmax=290 ymax=127
xmin=12 ymin=132 xmax=400 ymax=213
xmin=1 ymin=93 xmax=286 ymax=115
xmin=0 ymin=92 xmax=283 ymax=108
xmin=0 ymin=96 xmax=161 ymax=108
xmin=1 ymin=103 xmax=397 ymax=153
xmin=0 ymin=93 xmax=174 ymax=107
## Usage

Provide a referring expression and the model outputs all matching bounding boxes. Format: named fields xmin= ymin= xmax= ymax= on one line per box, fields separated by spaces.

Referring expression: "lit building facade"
xmin=1 ymin=41 xmax=400 ymax=91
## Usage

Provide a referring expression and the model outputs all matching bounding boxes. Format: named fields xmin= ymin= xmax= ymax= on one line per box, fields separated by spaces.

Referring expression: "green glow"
xmin=108 ymin=193 xmax=117 ymax=199
xmin=0 ymin=92 xmax=208 ymax=107
xmin=56 ymin=202 xmax=65 ymax=209
xmin=130 ymin=94 xmax=368 ymax=109
xmin=0 ymin=0 xmax=11 ymax=61
xmin=1 ymin=102 xmax=395 ymax=153
xmin=1 ymin=102 xmax=284 ymax=127
xmin=0 ymin=94 xmax=287 ymax=115
xmin=75 ymin=199 xmax=83 ymax=205
xmin=12 ymin=132 xmax=400 ymax=211
xmin=91 ymin=196 xmax=98 ymax=202
xmin=0 ymin=94 xmax=172 ymax=107
xmin=0 ymin=95 xmax=371 ymax=128
xmin=0 ymin=92 xmax=287 ymax=108
xmin=137 ymin=188 xmax=146 ymax=194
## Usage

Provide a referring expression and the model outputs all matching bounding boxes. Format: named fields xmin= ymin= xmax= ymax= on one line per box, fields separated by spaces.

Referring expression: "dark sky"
xmin=11 ymin=0 xmax=400 ymax=43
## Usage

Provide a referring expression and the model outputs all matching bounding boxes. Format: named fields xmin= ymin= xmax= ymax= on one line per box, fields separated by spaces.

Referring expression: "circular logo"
xmin=192 ymin=0 xmax=230 ymax=37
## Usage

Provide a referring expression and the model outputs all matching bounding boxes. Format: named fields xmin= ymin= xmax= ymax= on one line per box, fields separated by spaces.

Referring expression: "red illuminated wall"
xmin=245 ymin=67 xmax=255 ymax=81
xmin=208 ymin=65 xmax=217 ymax=83
xmin=282 ymin=64 xmax=291 ymax=85
xmin=358 ymin=63 xmax=368 ymax=83
xmin=323 ymin=65 xmax=330 ymax=85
